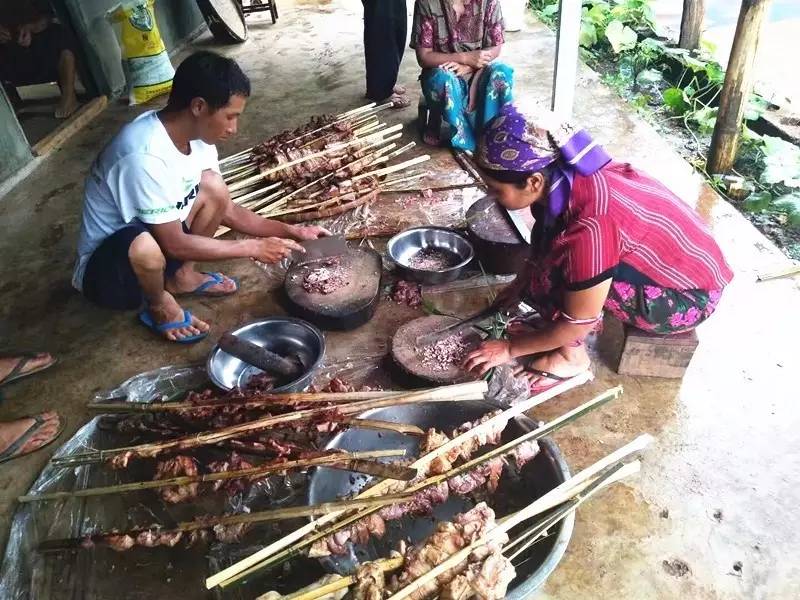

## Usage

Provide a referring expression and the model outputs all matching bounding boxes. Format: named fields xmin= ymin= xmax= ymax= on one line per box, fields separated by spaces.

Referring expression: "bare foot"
xmin=423 ymin=128 xmax=442 ymax=147
xmin=0 ymin=412 xmax=61 ymax=458
xmin=514 ymin=344 xmax=591 ymax=389
xmin=0 ymin=353 xmax=55 ymax=383
xmin=149 ymin=292 xmax=210 ymax=342
xmin=389 ymin=93 xmax=411 ymax=109
xmin=55 ymin=95 xmax=79 ymax=119
xmin=166 ymin=268 xmax=237 ymax=296
xmin=393 ymin=84 xmax=407 ymax=95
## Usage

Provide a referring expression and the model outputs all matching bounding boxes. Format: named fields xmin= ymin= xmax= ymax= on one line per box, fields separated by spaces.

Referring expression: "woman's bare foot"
xmin=393 ymin=84 xmax=407 ymax=95
xmin=423 ymin=127 xmax=442 ymax=147
xmin=514 ymin=344 xmax=591 ymax=389
xmin=0 ymin=412 xmax=61 ymax=459
xmin=166 ymin=268 xmax=237 ymax=296
xmin=149 ymin=292 xmax=210 ymax=342
xmin=389 ymin=93 xmax=411 ymax=109
xmin=55 ymin=94 xmax=79 ymax=119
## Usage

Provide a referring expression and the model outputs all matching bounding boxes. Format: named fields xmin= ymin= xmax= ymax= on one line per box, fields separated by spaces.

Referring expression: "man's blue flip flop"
xmin=183 ymin=272 xmax=239 ymax=297
xmin=138 ymin=309 xmax=209 ymax=344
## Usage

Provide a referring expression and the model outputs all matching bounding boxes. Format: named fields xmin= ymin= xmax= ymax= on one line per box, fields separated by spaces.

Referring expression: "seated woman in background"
xmin=463 ymin=104 xmax=733 ymax=392
xmin=410 ymin=0 xmax=513 ymax=152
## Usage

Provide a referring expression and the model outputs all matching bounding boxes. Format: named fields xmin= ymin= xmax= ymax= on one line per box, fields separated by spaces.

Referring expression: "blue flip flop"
xmin=184 ymin=272 xmax=239 ymax=298
xmin=138 ymin=309 xmax=209 ymax=344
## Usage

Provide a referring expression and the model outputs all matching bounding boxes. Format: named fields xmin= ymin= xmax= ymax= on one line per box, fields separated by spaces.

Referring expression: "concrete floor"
xmin=0 ymin=1 xmax=798 ymax=598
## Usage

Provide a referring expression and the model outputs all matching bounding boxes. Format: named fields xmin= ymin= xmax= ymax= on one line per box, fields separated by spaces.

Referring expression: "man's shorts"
xmin=82 ymin=222 xmax=184 ymax=310
xmin=0 ymin=24 xmax=77 ymax=86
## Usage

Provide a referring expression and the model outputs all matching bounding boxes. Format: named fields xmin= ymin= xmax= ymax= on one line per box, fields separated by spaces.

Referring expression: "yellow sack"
xmin=109 ymin=0 xmax=175 ymax=105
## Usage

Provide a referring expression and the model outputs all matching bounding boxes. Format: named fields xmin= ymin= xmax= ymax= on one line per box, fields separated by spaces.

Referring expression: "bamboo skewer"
xmin=228 ymin=125 xmax=404 ymax=193
xmin=53 ymin=382 xmax=488 ymax=469
xmin=221 ymin=385 xmax=618 ymax=588
xmin=89 ymin=391 xmax=407 ymax=413
xmin=205 ymin=374 xmax=594 ymax=589
xmin=261 ymin=557 xmax=404 ymax=600
xmin=19 ymin=450 xmax=408 ymax=503
xmin=353 ymin=155 xmax=431 ymax=182
xmin=384 ymin=436 xmax=650 ymax=600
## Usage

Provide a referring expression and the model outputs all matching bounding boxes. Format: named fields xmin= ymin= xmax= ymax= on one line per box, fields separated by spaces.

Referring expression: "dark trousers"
xmin=362 ymin=0 xmax=407 ymax=102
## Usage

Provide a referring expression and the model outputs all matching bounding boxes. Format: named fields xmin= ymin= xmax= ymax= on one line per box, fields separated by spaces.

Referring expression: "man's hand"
xmin=463 ymin=50 xmax=493 ymax=70
xmin=250 ymin=237 xmax=305 ymax=264
xmin=290 ymin=225 xmax=331 ymax=241
xmin=17 ymin=25 xmax=32 ymax=48
xmin=441 ymin=62 xmax=475 ymax=79
xmin=463 ymin=339 xmax=514 ymax=376
xmin=0 ymin=26 xmax=11 ymax=44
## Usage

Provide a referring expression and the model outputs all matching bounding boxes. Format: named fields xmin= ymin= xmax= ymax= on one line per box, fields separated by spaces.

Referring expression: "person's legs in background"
xmin=420 ymin=67 xmax=473 ymax=150
xmin=363 ymin=0 xmax=409 ymax=108
xmin=474 ymin=62 xmax=514 ymax=136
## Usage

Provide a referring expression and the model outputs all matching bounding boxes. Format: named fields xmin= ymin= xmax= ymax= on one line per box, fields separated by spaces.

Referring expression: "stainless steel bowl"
xmin=387 ymin=226 xmax=474 ymax=284
xmin=207 ymin=317 xmax=325 ymax=392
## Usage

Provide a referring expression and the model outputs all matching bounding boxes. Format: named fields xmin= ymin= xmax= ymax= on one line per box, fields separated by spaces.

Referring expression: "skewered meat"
xmin=207 ymin=452 xmax=255 ymax=495
xmin=257 ymin=574 xmax=348 ymax=600
xmin=391 ymin=280 xmax=423 ymax=307
xmin=105 ymin=533 xmax=134 ymax=552
xmin=390 ymin=503 xmax=511 ymax=600
xmin=212 ymin=522 xmax=251 ymax=544
xmin=353 ymin=562 xmax=386 ymax=600
xmin=153 ymin=455 xmax=199 ymax=504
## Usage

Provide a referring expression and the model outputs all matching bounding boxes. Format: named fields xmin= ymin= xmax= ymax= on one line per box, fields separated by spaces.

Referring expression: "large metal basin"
xmin=308 ymin=400 xmax=573 ymax=597
xmin=207 ymin=317 xmax=325 ymax=392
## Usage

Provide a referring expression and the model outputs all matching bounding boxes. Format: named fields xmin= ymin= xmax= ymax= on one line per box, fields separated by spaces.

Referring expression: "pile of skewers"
xmin=25 ymin=374 xmax=651 ymax=600
xmin=27 ymin=382 xmax=489 ymax=553
xmin=216 ymin=103 xmax=430 ymax=234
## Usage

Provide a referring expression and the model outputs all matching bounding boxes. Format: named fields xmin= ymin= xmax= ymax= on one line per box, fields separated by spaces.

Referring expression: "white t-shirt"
xmin=72 ymin=110 xmax=219 ymax=291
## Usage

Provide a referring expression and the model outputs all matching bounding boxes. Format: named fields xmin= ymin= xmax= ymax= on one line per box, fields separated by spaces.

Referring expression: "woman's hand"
xmin=463 ymin=339 xmax=514 ymax=376
xmin=463 ymin=50 xmax=493 ymax=69
xmin=441 ymin=62 xmax=475 ymax=78
xmin=289 ymin=225 xmax=331 ymax=241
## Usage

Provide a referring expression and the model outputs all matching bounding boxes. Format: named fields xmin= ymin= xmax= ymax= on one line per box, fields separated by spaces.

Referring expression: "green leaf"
xmin=542 ymin=4 xmax=559 ymax=17
xmin=684 ymin=84 xmax=697 ymax=98
xmin=700 ymin=38 xmax=718 ymax=55
xmin=586 ymin=3 xmax=610 ymax=25
xmin=743 ymin=191 xmax=774 ymax=213
xmin=579 ymin=19 xmax=598 ymax=47
xmin=775 ymin=193 xmax=800 ymax=228
xmin=605 ymin=20 xmax=637 ymax=53
xmin=662 ymin=87 xmax=690 ymax=114
xmin=690 ymin=106 xmax=718 ymax=132
xmin=744 ymin=95 xmax=769 ymax=121
xmin=631 ymin=93 xmax=651 ymax=109
xmin=704 ymin=62 xmax=725 ymax=85
xmin=681 ymin=55 xmax=708 ymax=72
xmin=636 ymin=68 xmax=663 ymax=86
xmin=759 ymin=135 xmax=800 ymax=187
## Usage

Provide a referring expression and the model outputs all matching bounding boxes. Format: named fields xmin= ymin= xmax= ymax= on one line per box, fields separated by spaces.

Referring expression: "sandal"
xmin=180 ymin=272 xmax=239 ymax=298
xmin=524 ymin=367 xmax=591 ymax=394
xmin=138 ymin=309 xmax=209 ymax=344
xmin=0 ymin=352 xmax=58 ymax=387
xmin=0 ymin=413 xmax=64 ymax=464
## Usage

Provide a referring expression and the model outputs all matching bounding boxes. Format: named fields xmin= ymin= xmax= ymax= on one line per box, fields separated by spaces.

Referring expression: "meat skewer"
xmin=19 ymin=449 xmax=409 ymax=503
xmin=51 ymin=382 xmax=488 ymax=469
xmin=205 ymin=374 xmax=593 ymax=590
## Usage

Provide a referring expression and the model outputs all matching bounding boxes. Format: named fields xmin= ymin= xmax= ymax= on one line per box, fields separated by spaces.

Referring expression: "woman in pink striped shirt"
xmin=463 ymin=105 xmax=733 ymax=391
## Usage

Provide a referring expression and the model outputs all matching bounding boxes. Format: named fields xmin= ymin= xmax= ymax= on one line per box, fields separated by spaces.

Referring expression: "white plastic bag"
xmin=108 ymin=0 xmax=175 ymax=104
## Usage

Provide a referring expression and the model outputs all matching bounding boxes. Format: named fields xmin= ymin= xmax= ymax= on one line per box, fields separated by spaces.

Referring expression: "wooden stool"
xmin=417 ymin=96 xmax=430 ymax=137
xmin=616 ymin=326 xmax=699 ymax=379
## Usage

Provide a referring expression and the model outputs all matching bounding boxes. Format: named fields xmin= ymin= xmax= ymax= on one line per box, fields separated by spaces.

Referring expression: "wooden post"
xmin=707 ymin=0 xmax=771 ymax=174
xmin=551 ymin=0 xmax=583 ymax=118
xmin=679 ymin=0 xmax=705 ymax=50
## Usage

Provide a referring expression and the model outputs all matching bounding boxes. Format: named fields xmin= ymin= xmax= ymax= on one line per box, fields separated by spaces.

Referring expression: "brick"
xmin=616 ymin=326 xmax=699 ymax=379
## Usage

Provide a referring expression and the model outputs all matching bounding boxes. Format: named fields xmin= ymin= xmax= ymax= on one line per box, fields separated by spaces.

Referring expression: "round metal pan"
xmin=196 ymin=0 xmax=248 ymax=43
xmin=308 ymin=400 xmax=574 ymax=597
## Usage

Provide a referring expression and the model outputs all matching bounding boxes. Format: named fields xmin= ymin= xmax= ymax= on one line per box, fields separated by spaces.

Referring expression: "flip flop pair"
xmin=0 ymin=413 xmax=64 ymax=464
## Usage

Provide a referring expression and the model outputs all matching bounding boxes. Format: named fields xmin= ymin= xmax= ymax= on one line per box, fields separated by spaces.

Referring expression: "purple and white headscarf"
xmin=476 ymin=104 xmax=612 ymax=223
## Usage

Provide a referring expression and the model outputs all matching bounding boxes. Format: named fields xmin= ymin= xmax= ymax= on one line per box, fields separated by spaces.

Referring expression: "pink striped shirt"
xmin=554 ymin=162 xmax=733 ymax=291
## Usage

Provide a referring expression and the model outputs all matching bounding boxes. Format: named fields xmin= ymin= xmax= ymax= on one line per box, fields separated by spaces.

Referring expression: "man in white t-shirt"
xmin=73 ymin=51 xmax=327 ymax=343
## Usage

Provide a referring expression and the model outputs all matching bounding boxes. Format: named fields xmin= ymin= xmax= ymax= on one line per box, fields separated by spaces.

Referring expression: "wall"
xmin=63 ymin=0 xmax=206 ymax=96
xmin=0 ymin=88 xmax=33 ymax=184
